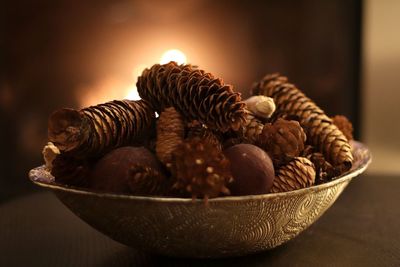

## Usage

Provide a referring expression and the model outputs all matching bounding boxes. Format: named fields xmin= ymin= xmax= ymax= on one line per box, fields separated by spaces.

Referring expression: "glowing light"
xmin=160 ymin=49 xmax=187 ymax=64
xmin=125 ymin=85 xmax=141 ymax=100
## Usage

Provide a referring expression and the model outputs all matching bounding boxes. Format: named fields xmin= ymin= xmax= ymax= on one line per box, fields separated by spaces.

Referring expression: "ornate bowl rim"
xmin=28 ymin=141 xmax=371 ymax=203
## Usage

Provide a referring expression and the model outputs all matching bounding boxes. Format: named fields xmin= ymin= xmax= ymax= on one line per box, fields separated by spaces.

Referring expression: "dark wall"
xmin=1 ymin=0 xmax=361 ymax=199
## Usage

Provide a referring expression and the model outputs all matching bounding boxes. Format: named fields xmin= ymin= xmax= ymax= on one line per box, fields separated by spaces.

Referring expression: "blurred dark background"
xmin=1 ymin=0 xmax=362 ymax=200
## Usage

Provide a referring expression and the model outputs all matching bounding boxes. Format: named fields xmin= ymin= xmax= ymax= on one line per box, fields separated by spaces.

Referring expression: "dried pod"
xmin=137 ymin=62 xmax=247 ymax=132
xmin=42 ymin=142 xmax=60 ymax=170
xmin=51 ymin=154 xmax=91 ymax=187
xmin=270 ymin=157 xmax=316 ymax=193
xmin=128 ymin=164 xmax=169 ymax=196
xmin=257 ymin=118 xmax=307 ymax=166
xmin=252 ymin=73 xmax=353 ymax=171
xmin=48 ymin=100 xmax=155 ymax=159
xmin=332 ymin=115 xmax=354 ymax=141
xmin=244 ymin=95 xmax=275 ymax=119
xmin=156 ymin=107 xmax=185 ymax=167
xmin=170 ymin=137 xmax=233 ymax=201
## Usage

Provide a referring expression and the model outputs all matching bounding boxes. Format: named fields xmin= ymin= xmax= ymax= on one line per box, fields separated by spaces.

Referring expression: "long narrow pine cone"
xmin=137 ymin=62 xmax=247 ymax=132
xmin=156 ymin=107 xmax=185 ymax=167
xmin=252 ymin=73 xmax=353 ymax=171
xmin=170 ymin=137 xmax=233 ymax=201
xmin=48 ymin=100 xmax=155 ymax=158
xmin=270 ymin=157 xmax=316 ymax=193
xmin=240 ymin=110 xmax=264 ymax=144
xmin=128 ymin=164 xmax=169 ymax=196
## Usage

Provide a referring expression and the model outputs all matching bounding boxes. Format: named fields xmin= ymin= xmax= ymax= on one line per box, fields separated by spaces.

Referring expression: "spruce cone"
xmin=307 ymin=152 xmax=335 ymax=184
xmin=156 ymin=107 xmax=185 ymax=167
xmin=240 ymin=111 xmax=264 ymax=144
xmin=137 ymin=62 xmax=247 ymax=132
xmin=252 ymin=73 xmax=353 ymax=171
xmin=51 ymin=154 xmax=91 ymax=187
xmin=128 ymin=164 xmax=169 ymax=196
xmin=332 ymin=115 xmax=354 ymax=141
xmin=170 ymin=137 xmax=233 ymax=201
xmin=257 ymin=118 xmax=306 ymax=166
xmin=48 ymin=100 xmax=155 ymax=158
xmin=186 ymin=121 xmax=222 ymax=151
xmin=271 ymin=157 xmax=316 ymax=193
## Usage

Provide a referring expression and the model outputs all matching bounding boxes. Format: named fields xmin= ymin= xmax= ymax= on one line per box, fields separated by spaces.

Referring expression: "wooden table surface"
xmin=0 ymin=174 xmax=399 ymax=267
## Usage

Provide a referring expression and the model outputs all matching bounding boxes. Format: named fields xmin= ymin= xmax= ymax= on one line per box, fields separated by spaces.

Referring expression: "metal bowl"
xmin=29 ymin=141 xmax=371 ymax=258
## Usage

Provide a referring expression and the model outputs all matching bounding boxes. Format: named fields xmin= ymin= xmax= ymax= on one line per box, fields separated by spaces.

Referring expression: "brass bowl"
xmin=29 ymin=141 xmax=371 ymax=258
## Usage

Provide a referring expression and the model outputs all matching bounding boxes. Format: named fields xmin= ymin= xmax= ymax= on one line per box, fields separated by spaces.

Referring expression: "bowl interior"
xmin=29 ymin=141 xmax=371 ymax=202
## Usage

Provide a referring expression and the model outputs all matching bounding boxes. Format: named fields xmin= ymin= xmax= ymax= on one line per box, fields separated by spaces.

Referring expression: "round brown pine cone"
xmin=128 ymin=164 xmax=169 ymax=196
xmin=332 ymin=115 xmax=354 ymax=141
xmin=186 ymin=120 xmax=222 ymax=151
xmin=257 ymin=118 xmax=306 ymax=166
xmin=271 ymin=157 xmax=316 ymax=193
xmin=51 ymin=154 xmax=91 ymax=187
xmin=252 ymin=73 xmax=353 ymax=171
xmin=137 ymin=62 xmax=247 ymax=132
xmin=170 ymin=137 xmax=233 ymax=201
xmin=156 ymin=107 xmax=185 ymax=167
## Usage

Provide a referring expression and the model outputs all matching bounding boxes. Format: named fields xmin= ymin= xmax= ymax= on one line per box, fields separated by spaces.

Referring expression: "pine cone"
xmin=257 ymin=118 xmax=306 ymax=166
xmin=48 ymin=100 xmax=155 ymax=159
xmin=270 ymin=157 xmax=316 ymax=193
xmin=156 ymin=107 xmax=185 ymax=167
xmin=128 ymin=164 xmax=169 ymax=196
xmin=51 ymin=154 xmax=91 ymax=187
xmin=332 ymin=115 xmax=354 ymax=141
xmin=240 ymin=111 xmax=264 ymax=144
xmin=186 ymin=121 xmax=222 ymax=151
xmin=137 ymin=62 xmax=247 ymax=132
xmin=170 ymin=137 xmax=233 ymax=201
xmin=252 ymin=73 xmax=353 ymax=171
xmin=307 ymin=152 xmax=335 ymax=184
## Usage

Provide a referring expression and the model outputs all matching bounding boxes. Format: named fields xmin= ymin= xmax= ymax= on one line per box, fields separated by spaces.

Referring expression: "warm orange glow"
xmin=160 ymin=49 xmax=187 ymax=64
xmin=80 ymin=50 xmax=188 ymax=106
xmin=125 ymin=64 xmax=147 ymax=101
xmin=77 ymin=77 xmax=126 ymax=107
xmin=125 ymin=84 xmax=141 ymax=100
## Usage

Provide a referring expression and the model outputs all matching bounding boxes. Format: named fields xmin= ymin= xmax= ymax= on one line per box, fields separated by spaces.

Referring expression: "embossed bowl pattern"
xmin=29 ymin=141 xmax=371 ymax=258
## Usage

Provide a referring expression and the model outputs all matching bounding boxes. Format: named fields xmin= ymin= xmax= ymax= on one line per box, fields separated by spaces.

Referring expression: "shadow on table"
xmin=98 ymin=244 xmax=291 ymax=267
